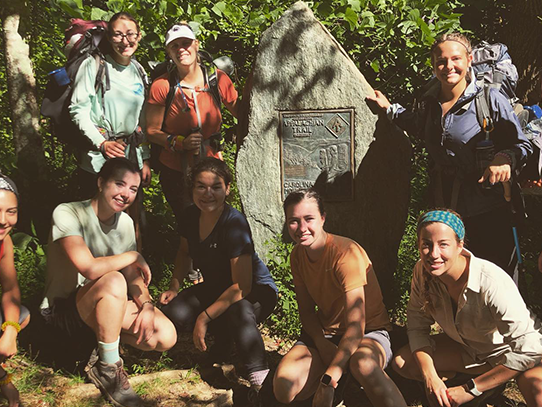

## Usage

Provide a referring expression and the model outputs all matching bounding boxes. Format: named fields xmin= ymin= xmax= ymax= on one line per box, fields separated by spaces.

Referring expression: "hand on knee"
xmin=350 ymin=350 xmax=380 ymax=384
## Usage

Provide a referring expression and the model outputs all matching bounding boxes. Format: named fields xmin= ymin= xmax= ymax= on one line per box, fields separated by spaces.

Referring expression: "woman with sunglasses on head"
xmin=0 ymin=175 xmax=30 ymax=407
xmin=145 ymin=22 xmax=238 ymax=235
xmin=367 ymin=32 xmax=532 ymax=279
xmin=393 ymin=209 xmax=542 ymax=407
xmin=70 ymin=12 xmax=151 ymax=200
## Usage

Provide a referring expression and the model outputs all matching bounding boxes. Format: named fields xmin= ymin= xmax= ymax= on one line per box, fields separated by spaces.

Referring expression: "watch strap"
xmin=466 ymin=379 xmax=483 ymax=397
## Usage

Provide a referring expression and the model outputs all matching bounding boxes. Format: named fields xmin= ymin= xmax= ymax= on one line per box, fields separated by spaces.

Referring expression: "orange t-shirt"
xmin=291 ymin=234 xmax=391 ymax=335
xmin=147 ymin=69 xmax=238 ymax=171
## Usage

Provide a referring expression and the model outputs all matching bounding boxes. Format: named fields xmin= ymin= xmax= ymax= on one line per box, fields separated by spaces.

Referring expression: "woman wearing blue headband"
xmin=0 ymin=174 xmax=30 ymax=406
xmin=393 ymin=209 xmax=542 ymax=407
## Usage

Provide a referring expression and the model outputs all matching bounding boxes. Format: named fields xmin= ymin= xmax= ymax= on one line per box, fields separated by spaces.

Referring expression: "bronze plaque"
xmin=280 ymin=109 xmax=354 ymax=200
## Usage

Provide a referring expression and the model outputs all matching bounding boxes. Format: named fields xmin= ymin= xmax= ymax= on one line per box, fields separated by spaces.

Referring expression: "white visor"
xmin=165 ymin=25 xmax=196 ymax=47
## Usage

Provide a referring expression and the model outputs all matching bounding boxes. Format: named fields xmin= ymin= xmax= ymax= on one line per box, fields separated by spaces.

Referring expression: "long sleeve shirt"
xmin=69 ymin=54 xmax=149 ymax=173
xmin=407 ymin=249 xmax=542 ymax=371
xmin=387 ymin=73 xmax=532 ymax=217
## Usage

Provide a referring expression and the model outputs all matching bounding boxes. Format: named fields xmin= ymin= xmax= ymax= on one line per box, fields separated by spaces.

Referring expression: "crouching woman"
xmin=274 ymin=189 xmax=407 ymax=407
xmin=393 ymin=209 xmax=542 ymax=407
xmin=0 ymin=175 xmax=30 ymax=407
xmin=159 ymin=158 xmax=277 ymax=398
xmin=40 ymin=158 xmax=176 ymax=407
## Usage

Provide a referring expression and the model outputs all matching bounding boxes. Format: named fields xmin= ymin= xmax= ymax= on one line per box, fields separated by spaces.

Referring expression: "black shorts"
xmin=40 ymin=290 xmax=94 ymax=340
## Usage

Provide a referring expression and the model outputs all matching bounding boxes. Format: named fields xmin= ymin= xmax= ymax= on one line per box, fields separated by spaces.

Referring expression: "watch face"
xmin=321 ymin=374 xmax=332 ymax=386
xmin=466 ymin=379 xmax=475 ymax=390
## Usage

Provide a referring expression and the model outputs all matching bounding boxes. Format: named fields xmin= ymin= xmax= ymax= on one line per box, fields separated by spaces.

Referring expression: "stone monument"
xmin=236 ymin=1 xmax=412 ymax=302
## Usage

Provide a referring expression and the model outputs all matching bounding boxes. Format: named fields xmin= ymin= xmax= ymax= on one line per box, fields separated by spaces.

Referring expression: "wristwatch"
xmin=320 ymin=374 xmax=338 ymax=389
xmin=465 ymin=379 xmax=483 ymax=397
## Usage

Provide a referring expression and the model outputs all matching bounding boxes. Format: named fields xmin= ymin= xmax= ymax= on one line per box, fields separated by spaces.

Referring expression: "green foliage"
xmin=264 ymin=236 xmax=300 ymax=339
xmin=392 ymin=148 xmax=430 ymax=324
xmin=11 ymin=231 xmax=47 ymax=303
xmin=223 ymin=141 xmax=242 ymax=211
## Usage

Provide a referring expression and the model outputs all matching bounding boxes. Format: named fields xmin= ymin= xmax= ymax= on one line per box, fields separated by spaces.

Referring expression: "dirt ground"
xmin=12 ymin=331 xmax=528 ymax=407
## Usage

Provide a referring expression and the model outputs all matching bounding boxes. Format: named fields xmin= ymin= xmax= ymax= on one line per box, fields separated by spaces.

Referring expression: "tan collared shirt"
xmin=407 ymin=249 xmax=542 ymax=371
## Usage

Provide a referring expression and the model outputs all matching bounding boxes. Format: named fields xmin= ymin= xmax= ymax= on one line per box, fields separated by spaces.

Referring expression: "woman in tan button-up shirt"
xmin=393 ymin=209 xmax=542 ymax=407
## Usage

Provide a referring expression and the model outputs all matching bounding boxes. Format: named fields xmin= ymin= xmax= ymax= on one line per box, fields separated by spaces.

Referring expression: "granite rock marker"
xmin=236 ymin=1 xmax=411 ymax=302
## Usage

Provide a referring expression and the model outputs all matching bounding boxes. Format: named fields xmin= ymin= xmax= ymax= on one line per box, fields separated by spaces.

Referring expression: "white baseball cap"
xmin=165 ymin=24 xmax=196 ymax=47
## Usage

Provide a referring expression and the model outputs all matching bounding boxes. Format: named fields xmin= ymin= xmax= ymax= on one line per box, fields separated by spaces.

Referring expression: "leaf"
xmin=348 ymin=0 xmax=361 ymax=12
xmin=317 ymin=2 xmax=334 ymax=18
xmin=90 ymin=7 xmax=109 ymax=21
xmin=11 ymin=233 xmax=33 ymax=251
xmin=188 ymin=21 xmax=201 ymax=36
xmin=344 ymin=7 xmax=358 ymax=30
xmin=248 ymin=12 xmax=266 ymax=27
xmin=211 ymin=1 xmax=226 ymax=17
xmin=370 ymin=59 xmax=380 ymax=73
xmin=56 ymin=0 xmax=84 ymax=18
xmin=106 ymin=0 xmax=123 ymax=13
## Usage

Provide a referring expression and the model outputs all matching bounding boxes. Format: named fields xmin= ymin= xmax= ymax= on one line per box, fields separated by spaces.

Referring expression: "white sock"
xmin=98 ymin=337 xmax=120 ymax=364
xmin=248 ymin=369 xmax=270 ymax=387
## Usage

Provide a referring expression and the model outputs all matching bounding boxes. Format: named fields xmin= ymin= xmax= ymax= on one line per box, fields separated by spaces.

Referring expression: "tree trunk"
xmin=2 ymin=4 xmax=50 ymax=238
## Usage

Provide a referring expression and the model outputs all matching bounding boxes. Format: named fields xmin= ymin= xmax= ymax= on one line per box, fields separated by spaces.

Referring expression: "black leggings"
xmin=161 ymin=283 xmax=277 ymax=374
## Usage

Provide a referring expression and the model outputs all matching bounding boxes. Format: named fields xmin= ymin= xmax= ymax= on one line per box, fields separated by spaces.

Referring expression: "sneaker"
xmin=247 ymin=384 xmax=262 ymax=407
xmin=87 ymin=358 xmax=143 ymax=407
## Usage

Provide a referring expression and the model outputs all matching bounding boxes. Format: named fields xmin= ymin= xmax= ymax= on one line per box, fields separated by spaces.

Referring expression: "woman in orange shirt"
xmin=274 ymin=189 xmax=406 ymax=407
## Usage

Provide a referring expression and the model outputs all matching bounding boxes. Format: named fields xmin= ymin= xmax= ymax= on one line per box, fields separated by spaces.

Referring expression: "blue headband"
xmin=418 ymin=210 xmax=465 ymax=240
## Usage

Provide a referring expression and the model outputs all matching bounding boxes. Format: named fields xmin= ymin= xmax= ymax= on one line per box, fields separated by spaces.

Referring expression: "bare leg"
xmin=120 ymin=300 xmax=177 ymax=351
xmin=517 ymin=365 xmax=542 ymax=407
xmin=350 ymin=337 xmax=407 ymax=407
xmin=76 ymin=271 xmax=128 ymax=342
xmin=392 ymin=333 xmax=489 ymax=381
xmin=273 ymin=344 xmax=325 ymax=404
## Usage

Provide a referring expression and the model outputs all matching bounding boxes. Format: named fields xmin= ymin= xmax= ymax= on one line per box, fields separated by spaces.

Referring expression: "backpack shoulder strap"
xmin=93 ymin=53 xmax=109 ymax=112
xmin=131 ymin=59 xmax=150 ymax=91
xmin=201 ymin=64 xmax=222 ymax=108
xmin=474 ymin=84 xmax=494 ymax=140
xmin=161 ymin=70 xmax=178 ymax=132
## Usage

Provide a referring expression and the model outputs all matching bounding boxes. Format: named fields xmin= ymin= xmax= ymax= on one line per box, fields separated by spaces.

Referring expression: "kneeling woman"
xmin=394 ymin=209 xmax=542 ymax=407
xmin=41 ymin=158 xmax=176 ymax=407
xmin=274 ymin=189 xmax=407 ymax=407
xmin=159 ymin=158 xmax=277 ymax=393
xmin=0 ymin=175 xmax=30 ymax=407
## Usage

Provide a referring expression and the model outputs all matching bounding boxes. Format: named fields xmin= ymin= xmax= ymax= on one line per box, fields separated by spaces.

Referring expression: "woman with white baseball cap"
xmin=145 ymin=22 xmax=238 ymax=242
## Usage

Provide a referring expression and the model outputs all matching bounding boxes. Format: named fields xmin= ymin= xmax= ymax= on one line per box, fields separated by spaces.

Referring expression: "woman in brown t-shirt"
xmin=273 ymin=189 xmax=406 ymax=407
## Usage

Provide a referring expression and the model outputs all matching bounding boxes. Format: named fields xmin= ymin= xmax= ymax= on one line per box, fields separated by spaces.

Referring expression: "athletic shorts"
xmin=0 ymin=305 xmax=30 ymax=326
xmin=40 ymin=289 xmax=94 ymax=339
xmin=295 ymin=328 xmax=393 ymax=368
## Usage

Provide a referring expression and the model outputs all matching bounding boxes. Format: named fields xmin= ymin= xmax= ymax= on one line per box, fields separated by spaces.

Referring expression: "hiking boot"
xmin=84 ymin=347 xmax=99 ymax=374
xmin=87 ymin=358 xmax=143 ymax=407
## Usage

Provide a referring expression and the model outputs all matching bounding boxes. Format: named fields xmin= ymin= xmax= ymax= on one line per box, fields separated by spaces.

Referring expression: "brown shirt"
xmin=291 ymin=234 xmax=391 ymax=335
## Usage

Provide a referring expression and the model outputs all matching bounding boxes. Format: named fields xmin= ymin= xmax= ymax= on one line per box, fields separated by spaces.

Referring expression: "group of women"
xmin=0 ymin=10 xmax=541 ymax=407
